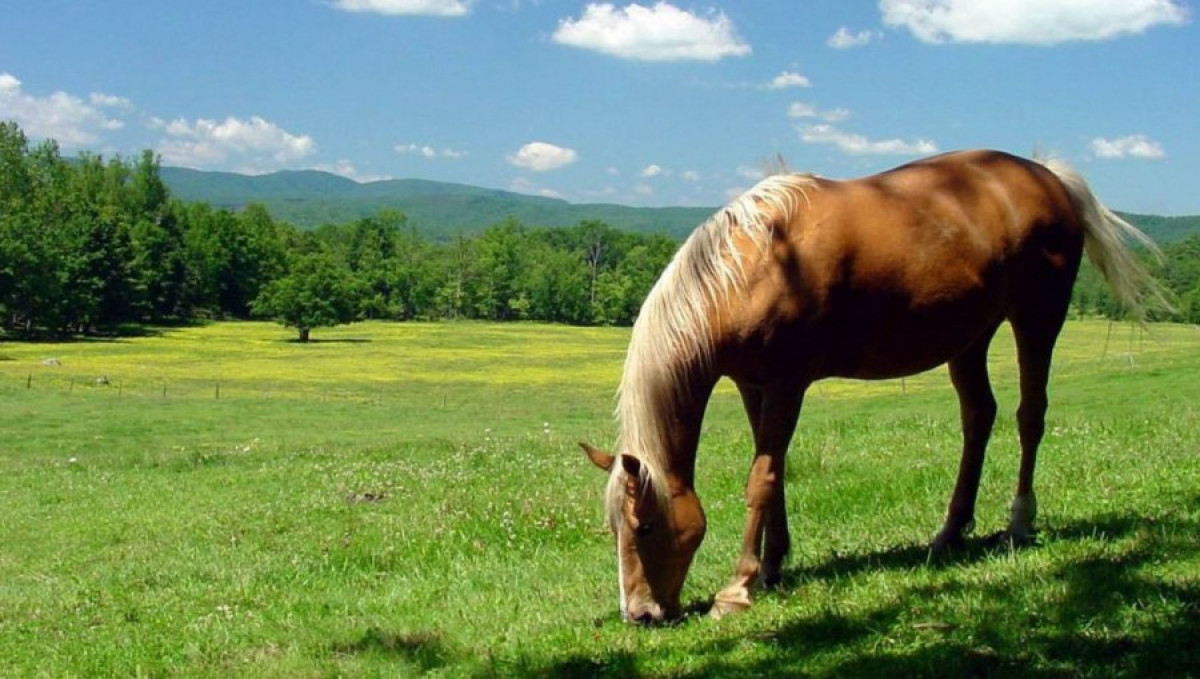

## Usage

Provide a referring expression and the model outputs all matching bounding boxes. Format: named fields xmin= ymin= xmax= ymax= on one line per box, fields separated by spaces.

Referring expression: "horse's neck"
xmin=624 ymin=357 xmax=718 ymax=489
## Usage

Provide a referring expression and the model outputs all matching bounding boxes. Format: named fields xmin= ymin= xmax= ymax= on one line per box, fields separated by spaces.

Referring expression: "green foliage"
xmin=4 ymin=120 xmax=1200 ymax=338
xmin=252 ymin=250 xmax=360 ymax=341
xmin=1117 ymin=211 xmax=1200 ymax=244
xmin=0 ymin=122 xmax=685 ymax=335
xmin=1070 ymin=232 xmax=1200 ymax=322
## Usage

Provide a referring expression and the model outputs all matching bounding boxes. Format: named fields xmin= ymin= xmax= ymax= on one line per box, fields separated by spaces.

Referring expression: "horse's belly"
xmin=816 ymin=313 xmax=998 ymax=380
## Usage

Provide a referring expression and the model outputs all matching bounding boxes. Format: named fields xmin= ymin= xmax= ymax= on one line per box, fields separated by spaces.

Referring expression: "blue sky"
xmin=1 ymin=1 xmax=1196 ymax=214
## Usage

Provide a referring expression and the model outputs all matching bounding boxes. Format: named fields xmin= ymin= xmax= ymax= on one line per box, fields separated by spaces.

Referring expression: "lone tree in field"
xmin=252 ymin=251 xmax=359 ymax=342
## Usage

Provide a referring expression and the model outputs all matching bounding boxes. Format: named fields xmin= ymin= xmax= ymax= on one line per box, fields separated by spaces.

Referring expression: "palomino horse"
xmin=581 ymin=150 xmax=1162 ymax=623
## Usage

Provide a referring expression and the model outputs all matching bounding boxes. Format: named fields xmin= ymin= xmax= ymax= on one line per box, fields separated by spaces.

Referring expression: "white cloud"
xmin=315 ymin=160 xmax=393 ymax=182
xmin=510 ymin=176 xmax=563 ymax=198
xmin=154 ymin=115 xmax=315 ymax=169
xmin=724 ymin=184 xmax=752 ymax=201
xmin=329 ymin=0 xmax=472 ymax=17
xmin=1090 ymin=134 xmax=1166 ymax=159
xmin=552 ymin=2 xmax=751 ymax=61
xmin=507 ymin=141 xmax=578 ymax=172
xmin=736 ymin=165 xmax=765 ymax=181
xmin=881 ymin=0 xmax=1189 ymax=45
xmin=394 ymin=142 xmax=467 ymax=159
xmin=798 ymin=124 xmax=938 ymax=155
xmin=0 ymin=72 xmax=126 ymax=146
xmin=89 ymin=92 xmax=133 ymax=110
xmin=681 ymin=170 xmax=701 ymax=182
xmin=640 ymin=163 xmax=663 ymax=178
xmin=766 ymin=71 xmax=811 ymax=89
xmin=788 ymin=102 xmax=850 ymax=122
xmin=827 ymin=27 xmax=881 ymax=48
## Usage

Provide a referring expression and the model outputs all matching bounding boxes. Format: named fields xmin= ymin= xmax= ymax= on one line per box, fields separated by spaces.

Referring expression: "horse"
xmin=580 ymin=149 xmax=1164 ymax=623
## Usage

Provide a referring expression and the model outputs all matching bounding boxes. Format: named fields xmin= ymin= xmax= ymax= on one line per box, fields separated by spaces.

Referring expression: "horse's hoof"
xmin=710 ymin=585 xmax=753 ymax=619
xmin=930 ymin=531 xmax=964 ymax=552
xmin=988 ymin=530 xmax=1036 ymax=551
xmin=709 ymin=598 xmax=751 ymax=619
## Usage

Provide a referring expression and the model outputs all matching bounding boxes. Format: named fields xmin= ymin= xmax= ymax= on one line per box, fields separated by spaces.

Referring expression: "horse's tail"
xmin=1041 ymin=158 xmax=1170 ymax=321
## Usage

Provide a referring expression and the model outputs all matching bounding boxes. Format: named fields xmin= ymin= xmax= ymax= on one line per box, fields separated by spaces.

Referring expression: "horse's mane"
xmin=605 ymin=172 xmax=815 ymax=526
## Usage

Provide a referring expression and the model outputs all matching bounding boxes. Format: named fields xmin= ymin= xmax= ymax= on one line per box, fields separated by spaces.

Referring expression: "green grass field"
xmin=2 ymin=320 xmax=1199 ymax=677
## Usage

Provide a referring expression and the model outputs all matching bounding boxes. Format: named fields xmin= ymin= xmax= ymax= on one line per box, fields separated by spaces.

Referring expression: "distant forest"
xmin=2 ymin=121 xmax=1199 ymax=339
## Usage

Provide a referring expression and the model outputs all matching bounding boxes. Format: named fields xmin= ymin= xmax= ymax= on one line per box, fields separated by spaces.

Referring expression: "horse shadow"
xmin=330 ymin=627 xmax=457 ymax=673
xmin=513 ymin=497 xmax=1200 ymax=678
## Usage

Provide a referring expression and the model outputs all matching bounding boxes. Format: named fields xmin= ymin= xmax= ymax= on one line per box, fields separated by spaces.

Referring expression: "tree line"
xmin=1 ymin=120 xmax=1198 ymax=340
xmin=0 ymin=121 xmax=676 ymax=339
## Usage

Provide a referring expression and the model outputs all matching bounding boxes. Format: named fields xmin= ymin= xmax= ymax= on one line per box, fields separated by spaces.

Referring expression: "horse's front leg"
xmin=712 ymin=384 xmax=804 ymax=618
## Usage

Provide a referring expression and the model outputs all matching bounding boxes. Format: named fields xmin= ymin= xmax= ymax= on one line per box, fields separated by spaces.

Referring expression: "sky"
xmin=1 ymin=0 xmax=1197 ymax=215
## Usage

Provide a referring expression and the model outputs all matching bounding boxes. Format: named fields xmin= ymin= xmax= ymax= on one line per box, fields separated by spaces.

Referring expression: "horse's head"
xmin=581 ymin=442 xmax=706 ymax=624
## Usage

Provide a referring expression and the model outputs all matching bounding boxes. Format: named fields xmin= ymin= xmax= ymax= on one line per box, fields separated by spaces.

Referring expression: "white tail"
xmin=1041 ymin=159 xmax=1169 ymax=320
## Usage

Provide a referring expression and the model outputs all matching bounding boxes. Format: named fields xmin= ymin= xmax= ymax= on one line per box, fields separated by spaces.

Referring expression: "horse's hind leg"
xmin=934 ymin=325 xmax=1000 ymax=550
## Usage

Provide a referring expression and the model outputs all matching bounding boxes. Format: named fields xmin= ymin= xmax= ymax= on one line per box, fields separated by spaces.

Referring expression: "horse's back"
xmin=720 ymin=150 xmax=1085 ymax=382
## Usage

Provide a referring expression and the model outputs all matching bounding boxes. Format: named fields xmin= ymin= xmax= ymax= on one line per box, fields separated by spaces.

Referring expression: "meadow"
xmin=1 ymin=320 xmax=1198 ymax=677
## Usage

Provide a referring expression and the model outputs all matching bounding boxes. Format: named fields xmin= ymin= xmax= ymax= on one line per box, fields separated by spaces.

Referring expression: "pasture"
xmin=2 ymin=320 xmax=1199 ymax=677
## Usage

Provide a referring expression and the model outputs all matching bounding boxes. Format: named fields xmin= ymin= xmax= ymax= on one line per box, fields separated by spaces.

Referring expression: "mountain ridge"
xmin=159 ymin=166 xmax=1200 ymax=243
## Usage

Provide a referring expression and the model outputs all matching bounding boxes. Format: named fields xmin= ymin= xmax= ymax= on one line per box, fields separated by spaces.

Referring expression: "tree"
xmin=126 ymin=152 xmax=189 ymax=321
xmin=252 ymin=250 xmax=360 ymax=342
xmin=475 ymin=219 xmax=530 ymax=320
xmin=181 ymin=202 xmax=288 ymax=318
xmin=344 ymin=210 xmax=403 ymax=319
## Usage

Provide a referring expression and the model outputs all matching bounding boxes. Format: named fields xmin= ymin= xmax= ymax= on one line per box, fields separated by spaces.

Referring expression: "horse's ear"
xmin=579 ymin=441 xmax=614 ymax=471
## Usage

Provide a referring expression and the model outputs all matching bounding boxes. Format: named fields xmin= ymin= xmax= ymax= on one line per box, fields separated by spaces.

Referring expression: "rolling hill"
xmin=160 ymin=166 xmax=1200 ymax=243
xmin=160 ymin=167 xmax=715 ymax=240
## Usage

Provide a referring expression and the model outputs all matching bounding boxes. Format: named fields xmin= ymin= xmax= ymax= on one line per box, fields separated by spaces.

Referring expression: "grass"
xmin=2 ymin=320 xmax=1199 ymax=677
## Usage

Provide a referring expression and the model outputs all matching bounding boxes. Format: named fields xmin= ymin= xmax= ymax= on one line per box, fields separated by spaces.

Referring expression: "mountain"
xmin=159 ymin=166 xmax=1200 ymax=243
xmin=160 ymin=166 xmax=715 ymax=240
xmin=1114 ymin=213 xmax=1200 ymax=245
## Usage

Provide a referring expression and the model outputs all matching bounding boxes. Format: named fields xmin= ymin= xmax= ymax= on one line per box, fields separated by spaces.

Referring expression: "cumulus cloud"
xmin=552 ymin=2 xmax=751 ymax=61
xmin=510 ymin=176 xmax=563 ymax=198
xmin=880 ymin=0 xmax=1189 ymax=45
xmin=766 ymin=71 xmax=811 ymax=89
xmin=0 ymin=72 xmax=126 ymax=146
xmin=507 ymin=141 xmax=578 ymax=172
xmin=798 ymin=124 xmax=937 ymax=155
xmin=1090 ymin=134 xmax=1166 ymax=159
xmin=315 ymin=160 xmax=393 ymax=182
xmin=329 ymin=0 xmax=472 ymax=16
xmin=827 ymin=27 xmax=881 ymax=48
xmin=394 ymin=142 xmax=467 ymax=159
xmin=788 ymin=102 xmax=850 ymax=122
xmin=89 ymin=92 xmax=134 ymax=110
xmin=736 ymin=165 xmax=765 ymax=181
xmin=640 ymin=164 xmax=663 ymax=178
xmin=154 ymin=115 xmax=315 ymax=169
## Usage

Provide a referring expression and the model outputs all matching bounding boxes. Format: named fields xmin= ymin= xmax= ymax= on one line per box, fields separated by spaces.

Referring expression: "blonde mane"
xmin=605 ymin=172 xmax=815 ymax=526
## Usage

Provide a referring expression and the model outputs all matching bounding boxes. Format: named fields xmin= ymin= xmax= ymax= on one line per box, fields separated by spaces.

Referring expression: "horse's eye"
xmin=634 ymin=521 xmax=654 ymax=537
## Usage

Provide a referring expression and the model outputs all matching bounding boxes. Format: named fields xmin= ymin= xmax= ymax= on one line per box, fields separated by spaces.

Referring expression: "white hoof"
xmin=1008 ymin=493 xmax=1037 ymax=542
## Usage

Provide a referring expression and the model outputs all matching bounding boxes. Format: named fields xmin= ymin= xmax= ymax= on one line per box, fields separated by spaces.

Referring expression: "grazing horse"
xmin=581 ymin=150 xmax=1162 ymax=623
